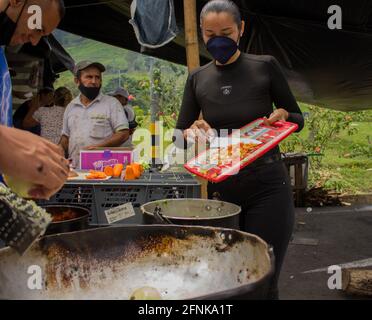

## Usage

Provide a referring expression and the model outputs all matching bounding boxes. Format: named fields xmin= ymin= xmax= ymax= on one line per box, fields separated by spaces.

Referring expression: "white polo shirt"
xmin=62 ymin=93 xmax=129 ymax=168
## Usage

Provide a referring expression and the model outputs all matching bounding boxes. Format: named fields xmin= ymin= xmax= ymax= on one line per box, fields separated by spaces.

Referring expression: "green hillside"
xmin=53 ymin=30 xmax=187 ymax=99
xmin=53 ymin=31 xmax=372 ymax=195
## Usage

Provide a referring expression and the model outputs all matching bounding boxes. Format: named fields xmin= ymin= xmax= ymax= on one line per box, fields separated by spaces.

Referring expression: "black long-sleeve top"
xmin=175 ymin=53 xmax=304 ymax=155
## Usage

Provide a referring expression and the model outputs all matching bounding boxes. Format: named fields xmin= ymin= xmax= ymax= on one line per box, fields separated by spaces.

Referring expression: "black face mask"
xmin=206 ymin=36 xmax=239 ymax=65
xmin=0 ymin=2 xmax=27 ymax=46
xmin=79 ymin=84 xmax=101 ymax=101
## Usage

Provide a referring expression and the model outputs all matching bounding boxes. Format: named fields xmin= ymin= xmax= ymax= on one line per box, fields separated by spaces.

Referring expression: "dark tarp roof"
xmin=59 ymin=0 xmax=372 ymax=111
xmin=18 ymin=34 xmax=75 ymax=87
xmin=21 ymin=34 xmax=75 ymax=73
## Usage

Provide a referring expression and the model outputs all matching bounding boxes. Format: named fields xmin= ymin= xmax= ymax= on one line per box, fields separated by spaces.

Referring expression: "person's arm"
xmin=129 ymin=116 xmax=138 ymax=135
xmin=173 ymin=73 xmax=209 ymax=149
xmin=59 ymin=107 xmax=70 ymax=156
xmin=0 ymin=125 xmax=69 ymax=200
xmin=176 ymin=74 xmax=202 ymax=130
xmin=23 ymin=99 xmax=40 ymax=128
xmin=59 ymin=135 xmax=69 ymax=155
xmin=13 ymin=102 xmax=29 ymax=129
xmin=86 ymin=130 xmax=130 ymax=149
xmin=267 ymin=56 xmax=304 ymax=132
xmin=107 ymin=99 xmax=130 ymax=145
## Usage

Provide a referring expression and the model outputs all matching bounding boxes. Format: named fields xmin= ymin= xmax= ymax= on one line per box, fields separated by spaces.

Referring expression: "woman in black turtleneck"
xmin=175 ymin=0 xmax=304 ymax=300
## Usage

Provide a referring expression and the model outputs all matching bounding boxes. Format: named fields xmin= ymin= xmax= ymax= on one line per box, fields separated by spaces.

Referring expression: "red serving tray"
xmin=184 ymin=118 xmax=298 ymax=183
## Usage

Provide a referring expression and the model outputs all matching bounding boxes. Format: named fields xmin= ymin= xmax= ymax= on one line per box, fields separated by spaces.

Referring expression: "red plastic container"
xmin=184 ymin=118 xmax=298 ymax=183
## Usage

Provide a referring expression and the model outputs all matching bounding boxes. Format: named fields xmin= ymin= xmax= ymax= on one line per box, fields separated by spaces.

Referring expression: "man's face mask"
xmin=0 ymin=2 xmax=27 ymax=46
xmin=206 ymin=36 xmax=239 ymax=65
xmin=78 ymin=84 xmax=101 ymax=101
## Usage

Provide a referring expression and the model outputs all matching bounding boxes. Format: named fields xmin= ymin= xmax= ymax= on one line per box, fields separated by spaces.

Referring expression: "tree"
xmin=281 ymin=104 xmax=358 ymax=168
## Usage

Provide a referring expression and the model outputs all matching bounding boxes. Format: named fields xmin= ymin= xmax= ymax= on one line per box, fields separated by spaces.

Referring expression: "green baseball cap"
xmin=73 ymin=60 xmax=106 ymax=76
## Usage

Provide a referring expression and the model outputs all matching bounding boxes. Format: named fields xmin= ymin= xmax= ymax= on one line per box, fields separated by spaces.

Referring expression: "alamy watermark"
xmin=131 ymin=123 xmax=253 ymax=173
xmin=27 ymin=5 xmax=42 ymax=31
xmin=24 ymin=5 xmax=342 ymax=33
xmin=327 ymin=265 xmax=342 ymax=290
xmin=27 ymin=264 xmax=43 ymax=290
xmin=26 ymin=264 xmax=345 ymax=291
xmin=328 ymin=5 xmax=342 ymax=30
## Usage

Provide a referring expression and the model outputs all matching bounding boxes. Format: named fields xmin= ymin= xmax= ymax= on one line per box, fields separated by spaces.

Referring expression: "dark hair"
xmin=54 ymin=86 xmax=71 ymax=106
xmin=38 ymin=87 xmax=54 ymax=96
xmin=76 ymin=70 xmax=83 ymax=80
xmin=200 ymin=0 xmax=242 ymax=29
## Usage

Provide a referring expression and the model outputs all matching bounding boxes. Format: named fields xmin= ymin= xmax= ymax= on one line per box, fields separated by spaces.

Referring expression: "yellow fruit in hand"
xmin=130 ymin=286 xmax=162 ymax=300
xmin=2 ymin=175 xmax=35 ymax=199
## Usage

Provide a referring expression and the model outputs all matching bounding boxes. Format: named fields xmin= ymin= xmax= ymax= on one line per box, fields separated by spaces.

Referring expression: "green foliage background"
xmin=54 ymin=30 xmax=372 ymax=194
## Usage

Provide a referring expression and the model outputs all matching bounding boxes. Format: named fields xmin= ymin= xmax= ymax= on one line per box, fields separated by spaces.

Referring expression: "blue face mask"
xmin=206 ymin=36 xmax=239 ymax=65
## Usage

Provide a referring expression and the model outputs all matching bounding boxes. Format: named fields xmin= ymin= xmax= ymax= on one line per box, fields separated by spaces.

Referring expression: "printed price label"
xmin=105 ymin=203 xmax=135 ymax=224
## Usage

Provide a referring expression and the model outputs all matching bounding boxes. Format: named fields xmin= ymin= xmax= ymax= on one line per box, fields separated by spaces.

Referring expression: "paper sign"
xmin=104 ymin=203 xmax=136 ymax=224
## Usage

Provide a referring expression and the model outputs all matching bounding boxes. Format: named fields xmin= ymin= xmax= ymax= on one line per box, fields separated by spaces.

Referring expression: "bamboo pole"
xmin=183 ymin=0 xmax=208 ymax=199
xmin=149 ymin=58 xmax=161 ymax=169
xmin=183 ymin=0 xmax=200 ymax=72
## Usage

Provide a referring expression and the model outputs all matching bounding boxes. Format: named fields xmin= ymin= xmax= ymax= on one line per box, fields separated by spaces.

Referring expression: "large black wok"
xmin=0 ymin=225 xmax=274 ymax=300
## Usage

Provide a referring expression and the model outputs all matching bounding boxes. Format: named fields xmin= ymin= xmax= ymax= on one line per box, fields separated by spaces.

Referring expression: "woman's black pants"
xmin=208 ymin=160 xmax=295 ymax=300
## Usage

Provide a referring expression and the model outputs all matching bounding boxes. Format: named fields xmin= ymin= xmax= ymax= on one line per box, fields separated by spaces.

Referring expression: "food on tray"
xmin=130 ymin=286 xmax=162 ymax=300
xmin=84 ymin=162 xmax=145 ymax=180
xmin=85 ymin=170 xmax=108 ymax=180
xmin=123 ymin=163 xmax=144 ymax=180
xmin=131 ymin=163 xmax=143 ymax=178
xmin=124 ymin=165 xmax=136 ymax=180
xmin=185 ymin=118 xmax=298 ymax=183
xmin=2 ymin=175 xmax=35 ymax=199
xmin=50 ymin=208 xmax=78 ymax=222
xmin=113 ymin=164 xmax=124 ymax=177
xmin=210 ymin=142 xmax=259 ymax=166
xmin=103 ymin=166 xmax=114 ymax=176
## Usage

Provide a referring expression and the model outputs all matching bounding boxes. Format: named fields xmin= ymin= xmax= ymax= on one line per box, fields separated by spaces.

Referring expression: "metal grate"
xmin=95 ymin=186 xmax=143 ymax=208
xmin=37 ymin=185 xmax=96 ymax=222
xmin=37 ymin=171 xmax=201 ymax=225
xmin=147 ymin=186 xmax=186 ymax=201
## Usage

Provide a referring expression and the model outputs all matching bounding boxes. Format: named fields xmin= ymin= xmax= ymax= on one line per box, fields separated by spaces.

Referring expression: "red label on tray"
xmin=184 ymin=118 xmax=298 ymax=183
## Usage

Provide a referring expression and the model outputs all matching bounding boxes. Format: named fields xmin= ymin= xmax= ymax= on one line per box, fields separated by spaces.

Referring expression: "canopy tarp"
xmin=59 ymin=0 xmax=372 ymax=111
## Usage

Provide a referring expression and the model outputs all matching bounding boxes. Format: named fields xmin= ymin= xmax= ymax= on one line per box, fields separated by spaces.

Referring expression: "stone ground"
xmin=279 ymin=205 xmax=372 ymax=300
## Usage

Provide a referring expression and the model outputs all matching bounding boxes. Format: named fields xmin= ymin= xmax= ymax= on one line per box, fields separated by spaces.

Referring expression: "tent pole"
xmin=183 ymin=0 xmax=208 ymax=199
xmin=183 ymin=0 xmax=200 ymax=71
xmin=150 ymin=57 xmax=161 ymax=169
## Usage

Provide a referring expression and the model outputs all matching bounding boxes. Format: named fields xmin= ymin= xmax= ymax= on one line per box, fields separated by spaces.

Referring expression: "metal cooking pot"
xmin=42 ymin=205 xmax=89 ymax=235
xmin=141 ymin=199 xmax=241 ymax=229
xmin=0 ymin=225 xmax=274 ymax=300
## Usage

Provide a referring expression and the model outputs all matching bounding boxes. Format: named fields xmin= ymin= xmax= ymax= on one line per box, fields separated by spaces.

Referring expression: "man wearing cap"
xmin=110 ymin=87 xmax=138 ymax=147
xmin=59 ymin=61 xmax=130 ymax=168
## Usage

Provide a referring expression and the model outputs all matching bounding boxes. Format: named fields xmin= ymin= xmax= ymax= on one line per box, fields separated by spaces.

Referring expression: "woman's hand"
xmin=0 ymin=126 xmax=69 ymax=200
xmin=263 ymin=108 xmax=289 ymax=126
xmin=183 ymin=120 xmax=215 ymax=143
